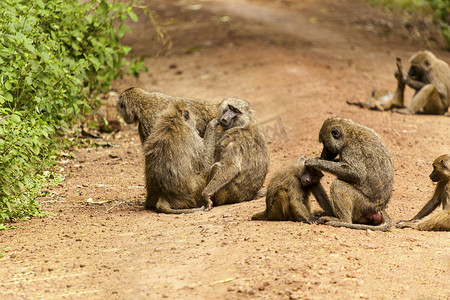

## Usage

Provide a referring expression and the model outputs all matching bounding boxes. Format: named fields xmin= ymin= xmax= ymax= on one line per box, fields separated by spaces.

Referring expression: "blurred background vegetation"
xmin=369 ymin=0 xmax=450 ymax=48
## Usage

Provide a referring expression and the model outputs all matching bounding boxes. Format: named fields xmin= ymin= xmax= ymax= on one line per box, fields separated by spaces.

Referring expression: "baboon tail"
xmin=327 ymin=211 xmax=393 ymax=232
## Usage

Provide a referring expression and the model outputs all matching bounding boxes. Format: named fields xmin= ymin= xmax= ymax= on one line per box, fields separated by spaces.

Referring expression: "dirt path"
xmin=1 ymin=0 xmax=449 ymax=299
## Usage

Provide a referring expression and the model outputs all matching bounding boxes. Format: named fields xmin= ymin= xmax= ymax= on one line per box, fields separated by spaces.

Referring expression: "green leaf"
xmin=128 ymin=11 xmax=138 ymax=22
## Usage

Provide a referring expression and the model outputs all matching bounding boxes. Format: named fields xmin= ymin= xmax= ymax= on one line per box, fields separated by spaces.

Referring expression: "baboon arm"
xmin=203 ymin=119 xmax=219 ymax=164
xmin=309 ymin=183 xmax=334 ymax=216
xmin=411 ymin=193 xmax=441 ymax=221
xmin=404 ymin=77 xmax=426 ymax=91
xmin=202 ymin=143 xmax=242 ymax=197
xmin=305 ymin=158 xmax=360 ymax=184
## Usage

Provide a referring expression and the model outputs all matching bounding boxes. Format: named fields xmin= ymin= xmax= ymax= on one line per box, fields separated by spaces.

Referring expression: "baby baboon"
xmin=305 ymin=117 xmax=394 ymax=231
xmin=396 ymin=154 xmax=450 ymax=231
xmin=251 ymin=156 xmax=330 ymax=222
xmin=394 ymin=51 xmax=450 ymax=115
xmin=117 ymin=87 xmax=217 ymax=143
xmin=347 ymin=58 xmax=405 ymax=111
xmin=144 ymin=100 xmax=209 ymax=213
xmin=202 ymin=97 xmax=269 ymax=210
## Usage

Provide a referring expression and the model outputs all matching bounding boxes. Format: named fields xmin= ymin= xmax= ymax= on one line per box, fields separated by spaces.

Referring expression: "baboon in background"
xmin=347 ymin=57 xmax=405 ymax=111
xmin=394 ymin=51 xmax=450 ymax=115
xmin=144 ymin=100 xmax=209 ymax=213
xmin=202 ymin=97 xmax=269 ymax=210
xmin=396 ymin=154 xmax=450 ymax=231
xmin=305 ymin=117 xmax=394 ymax=231
xmin=251 ymin=156 xmax=331 ymax=222
xmin=117 ymin=87 xmax=217 ymax=143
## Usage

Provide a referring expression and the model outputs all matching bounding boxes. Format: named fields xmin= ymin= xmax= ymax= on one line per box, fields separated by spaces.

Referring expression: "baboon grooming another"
xmin=394 ymin=51 xmax=450 ymax=115
xmin=251 ymin=156 xmax=331 ymax=222
xmin=144 ymin=100 xmax=209 ymax=213
xmin=347 ymin=58 xmax=405 ymax=111
xmin=202 ymin=97 xmax=269 ymax=210
xmin=396 ymin=154 xmax=450 ymax=231
xmin=305 ymin=117 xmax=394 ymax=231
xmin=117 ymin=87 xmax=217 ymax=143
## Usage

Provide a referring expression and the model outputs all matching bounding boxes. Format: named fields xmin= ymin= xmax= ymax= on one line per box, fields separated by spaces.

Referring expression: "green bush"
xmin=0 ymin=0 xmax=147 ymax=223
xmin=369 ymin=0 xmax=450 ymax=48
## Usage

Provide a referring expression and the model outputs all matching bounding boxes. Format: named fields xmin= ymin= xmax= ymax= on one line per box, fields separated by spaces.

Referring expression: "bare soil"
xmin=1 ymin=0 xmax=449 ymax=299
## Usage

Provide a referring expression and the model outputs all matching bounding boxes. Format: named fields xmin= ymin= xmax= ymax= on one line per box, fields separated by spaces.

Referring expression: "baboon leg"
xmin=251 ymin=211 xmax=267 ymax=220
xmin=397 ymin=84 xmax=444 ymax=114
xmin=289 ymin=198 xmax=313 ymax=223
xmin=321 ymin=180 xmax=353 ymax=223
xmin=155 ymin=198 xmax=205 ymax=214
xmin=145 ymin=193 xmax=158 ymax=210
xmin=417 ymin=210 xmax=450 ymax=231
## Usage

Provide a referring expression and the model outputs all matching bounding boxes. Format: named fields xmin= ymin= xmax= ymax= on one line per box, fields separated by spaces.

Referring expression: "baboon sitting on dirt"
xmin=394 ymin=51 xmax=450 ymax=115
xmin=202 ymin=97 xmax=269 ymax=210
xmin=143 ymin=100 xmax=209 ymax=213
xmin=396 ymin=154 xmax=450 ymax=231
xmin=251 ymin=156 xmax=331 ymax=222
xmin=305 ymin=117 xmax=394 ymax=231
xmin=117 ymin=87 xmax=217 ymax=143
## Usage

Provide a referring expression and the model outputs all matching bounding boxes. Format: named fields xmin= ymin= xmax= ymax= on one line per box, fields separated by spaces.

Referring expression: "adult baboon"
xmin=251 ymin=156 xmax=331 ymax=222
xmin=144 ymin=100 xmax=209 ymax=213
xmin=347 ymin=57 xmax=405 ymax=111
xmin=202 ymin=97 xmax=269 ymax=210
xmin=305 ymin=117 xmax=394 ymax=231
xmin=117 ymin=87 xmax=217 ymax=143
xmin=394 ymin=51 xmax=450 ymax=115
xmin=396 ymin=154 xmax=450 ymax=231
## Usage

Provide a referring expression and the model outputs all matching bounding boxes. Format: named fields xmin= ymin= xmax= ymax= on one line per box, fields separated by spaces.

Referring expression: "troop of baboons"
xmin=117 ymin=50 xmax=450 ymax=232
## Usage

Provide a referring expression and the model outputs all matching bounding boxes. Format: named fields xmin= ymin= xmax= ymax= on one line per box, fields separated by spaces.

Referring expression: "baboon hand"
xmin=202 ymin=194 xmax=213 ymax=211
xmin=304 ymin=158 xmax=321 ymax=169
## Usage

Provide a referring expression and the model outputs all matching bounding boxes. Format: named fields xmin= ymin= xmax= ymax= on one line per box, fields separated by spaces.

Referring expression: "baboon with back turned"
xmin=117 ymin=87 xmax=217 ymax=143
xmin=396 ymin=154 xmax=450 ymax=231
xmin=394 ymin=51 xmax=450 ymax=115
xmin=144 ymin=100 xmax=209 ymax=213
xmin=202 ymin=97 xmax=269 ymax=210
xmin=305 ymin=117 xmax=394 ymax=231
xmin=251 ymin=156 xmax=331 ymax=222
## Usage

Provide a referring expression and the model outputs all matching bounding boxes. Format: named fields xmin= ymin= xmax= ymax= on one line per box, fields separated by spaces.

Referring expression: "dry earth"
xmin=1 ymin=0 xmax=449 ymax=299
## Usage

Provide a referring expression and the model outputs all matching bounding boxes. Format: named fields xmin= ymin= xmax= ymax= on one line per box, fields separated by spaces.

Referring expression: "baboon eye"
xmin=425 ymin=60 xmax=430 ymax=67
xmin=442 ymin=160 xmax=447 ymax=169
xmin=118 ymin=101 xmax=125 ymax=109
xmin=331 ymin=127 xmax=341 ymax=139
xmin=228 ymin=105 xmax=241 ymax=114
xmin=183 ymin=110 xmax=189 ymax=121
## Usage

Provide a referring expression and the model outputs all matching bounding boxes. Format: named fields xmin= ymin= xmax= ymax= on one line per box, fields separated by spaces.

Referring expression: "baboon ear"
xmin=183 ymin=110 xmax=190 ymax=121
xmin=331 ymin=127 xmax=341 ymax=139
xmin=425 ymin=60 xmax=430 ymax=67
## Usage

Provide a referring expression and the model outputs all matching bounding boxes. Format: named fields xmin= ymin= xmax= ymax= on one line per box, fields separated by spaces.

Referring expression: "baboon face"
xmin=430 ymin=154 xmax=450 ymax=182
xmin=300 ymin=167 xmax=324 ymax=187
xmin=408 ymin=51 xmax=433 ymax=81
xmin=318 ymin=118 xmax=346 ymax=160
xmin=117 ymin=87 xmax=138 ymax=124
xmin=217 ymin=98 xmax=253 ymax=129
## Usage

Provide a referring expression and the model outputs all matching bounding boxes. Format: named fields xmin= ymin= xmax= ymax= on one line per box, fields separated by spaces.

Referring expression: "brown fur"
xmin=396 ymin=154 xmax=450 ymax=231
xmin=251 ymin=156 xmax=328 ymax=222
xmin=117 ymin=87 xmax=217 ymax=143
xmin=305 ymin=117 xmax=394 ymax=231
xmin=347 ymin=57 xmax=405 ymax=111
xmin=143 ymin=100 xmax=210 ymax=214
xmin=202 ymin=98 xmax=269 ymax=210
xmin=394 ymin=51 xmax=450 ymax=115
